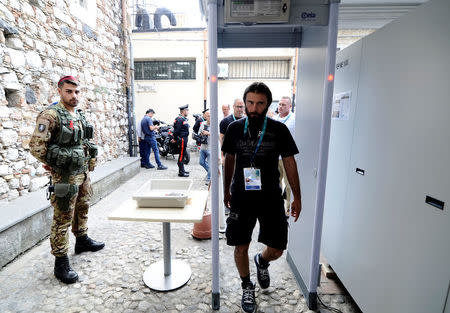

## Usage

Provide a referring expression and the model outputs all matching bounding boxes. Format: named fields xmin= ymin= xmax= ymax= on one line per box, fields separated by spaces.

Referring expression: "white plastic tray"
xmin=132 ymin=179 xmax=193 ymax=208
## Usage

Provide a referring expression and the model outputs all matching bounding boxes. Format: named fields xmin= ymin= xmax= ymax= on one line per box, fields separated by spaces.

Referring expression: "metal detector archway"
xmin=205 ymin=0 xmax=339 ymax=310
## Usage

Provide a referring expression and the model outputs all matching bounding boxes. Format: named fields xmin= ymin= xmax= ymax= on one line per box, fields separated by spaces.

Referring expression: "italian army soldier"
xmin=30 ymin=76 xmax=105 ymax=284
xmin=172 ymin=104 xmax=190 ymax=177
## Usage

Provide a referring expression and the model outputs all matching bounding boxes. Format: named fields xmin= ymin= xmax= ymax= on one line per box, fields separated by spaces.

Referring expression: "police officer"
xmin=172 ymin=104 xmax=190 ymax=177
xmin=30 ymin=76 xmax=105 ymax=284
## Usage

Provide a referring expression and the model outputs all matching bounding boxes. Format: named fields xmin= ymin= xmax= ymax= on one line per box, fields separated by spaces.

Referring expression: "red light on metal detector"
xmin=211 ymin=75 xmax=217 ymax=83
xmin=327 ymin=74 xmax=334 ymax=81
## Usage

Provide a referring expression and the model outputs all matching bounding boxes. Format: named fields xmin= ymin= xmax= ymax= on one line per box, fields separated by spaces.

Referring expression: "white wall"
xmin=322 ymin=0 xmax=450 ymax=312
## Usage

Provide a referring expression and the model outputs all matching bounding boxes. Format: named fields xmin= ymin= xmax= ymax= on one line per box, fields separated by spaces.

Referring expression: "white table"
xmin=108 ymin=190 xmax=208 ymax=291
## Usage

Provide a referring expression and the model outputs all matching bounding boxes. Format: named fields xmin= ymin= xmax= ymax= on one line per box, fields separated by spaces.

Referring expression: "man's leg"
xmin=199 ymin=149 xmax=208 ymax=173
xmin=205 ymin=149 xmax=210 ymax=180
xmin=139 ymin=139 xmax=145 ymax=166
xmin=234 ymin=243 xmax=251 ymax=278
xmin=50 ymin=177 xmax=79 ymax=284
xmin=73 ymin=173 xmax=105 ymax=254
xmin=177 ymin=138 xmax=188 ymax=176
xmin=150 ymin=137 xmax=166 ymax=169
xmin=142 ymin=138 xmax=153 ymax=167
xmin=235 ymin=243 xmax=257 ymax=313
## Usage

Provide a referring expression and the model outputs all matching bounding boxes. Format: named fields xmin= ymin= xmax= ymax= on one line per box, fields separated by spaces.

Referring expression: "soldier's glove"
xmin=84 ymin=141 xmax=98 ymax=158
xmin=88 ymin=158 xmax=97 ymax=172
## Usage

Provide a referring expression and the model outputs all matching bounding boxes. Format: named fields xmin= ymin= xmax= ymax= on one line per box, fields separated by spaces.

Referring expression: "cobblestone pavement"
xmin=0 ymin=152 xmax=360 ymax=313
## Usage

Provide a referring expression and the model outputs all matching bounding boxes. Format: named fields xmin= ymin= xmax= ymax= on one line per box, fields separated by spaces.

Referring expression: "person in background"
xmin=222 ymin=82 xmax=302 ymax=313
xmin=140 ymin=109 xmax=168 ymax=170
xmin=193 ymin=108 xmax=209 ymax=147
xmin=221 ymin=103 xmax=231 ymax=119
xmin=136 ymin=114 xmax=146 ymax=168
xmin=30 ymin=75 xmax=105 ymax=284
xmin=274 ymin=96 xmax=295 ymax=215
xmin=198 ymin=110 xmax=211 ymax=184
xmin=220 ymin=99 xmax=245 ymax=145
xmin=173 ymin=104 xmax=190 ymax=177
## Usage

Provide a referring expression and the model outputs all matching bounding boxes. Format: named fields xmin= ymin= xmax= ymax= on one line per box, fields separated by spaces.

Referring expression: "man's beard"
xmin=245 ymin=107 xmax=268 ymax=125
xmin=64 ymin=98 xmax=78 ymax=107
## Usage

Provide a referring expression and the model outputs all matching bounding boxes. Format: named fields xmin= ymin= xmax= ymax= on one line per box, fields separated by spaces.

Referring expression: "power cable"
xmin=317 ymin=294 xmax=344 ymax=313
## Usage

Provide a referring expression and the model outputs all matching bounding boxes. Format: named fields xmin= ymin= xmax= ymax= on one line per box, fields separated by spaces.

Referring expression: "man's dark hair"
xmin=243 ymin=82 xmax=272 ymax=107
xmin=57 ymin=76 xmax=79 ymax=88
xmin=146 ymin=109 xmax=155 ymax=114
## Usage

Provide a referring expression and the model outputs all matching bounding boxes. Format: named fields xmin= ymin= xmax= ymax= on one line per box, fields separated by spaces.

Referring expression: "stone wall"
xmin=0 ymin=0 xmax=130 ymax=202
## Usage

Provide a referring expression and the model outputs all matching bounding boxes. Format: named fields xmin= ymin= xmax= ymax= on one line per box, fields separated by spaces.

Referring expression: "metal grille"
xmin=134 ymin=61 xmax=196 ymax=80
xmin=220 ymin=59 xmax=290 ymax=79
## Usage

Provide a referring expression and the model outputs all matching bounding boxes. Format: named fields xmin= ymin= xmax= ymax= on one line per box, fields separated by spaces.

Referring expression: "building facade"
xmin=132 ymin=28 xmax=296 ymax=125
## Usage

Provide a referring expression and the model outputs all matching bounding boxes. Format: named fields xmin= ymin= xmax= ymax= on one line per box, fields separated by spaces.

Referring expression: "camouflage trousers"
xmin=50 ymin=171 xmax=92 ymax=257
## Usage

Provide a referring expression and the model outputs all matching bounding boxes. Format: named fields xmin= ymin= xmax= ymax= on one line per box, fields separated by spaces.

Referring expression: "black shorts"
xmin=226 ymin=192 xmax=288 ymax=250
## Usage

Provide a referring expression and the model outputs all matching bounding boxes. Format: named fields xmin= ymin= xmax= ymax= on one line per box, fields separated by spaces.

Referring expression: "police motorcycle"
xmin=153 ymin=119 xmax=190 ymax=164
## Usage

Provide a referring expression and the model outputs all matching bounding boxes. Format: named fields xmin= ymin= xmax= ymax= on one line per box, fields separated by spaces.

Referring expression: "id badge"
xmin=243 ymin=167 xmax=262 ymax=191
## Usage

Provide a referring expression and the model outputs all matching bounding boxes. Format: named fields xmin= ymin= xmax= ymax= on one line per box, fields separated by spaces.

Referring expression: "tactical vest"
xmin=45 ymin=105 xmax=95 ymax=176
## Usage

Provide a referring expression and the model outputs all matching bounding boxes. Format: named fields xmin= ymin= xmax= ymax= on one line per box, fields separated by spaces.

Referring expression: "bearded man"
xmin=221 ymin=82 xmax=302 ymax=313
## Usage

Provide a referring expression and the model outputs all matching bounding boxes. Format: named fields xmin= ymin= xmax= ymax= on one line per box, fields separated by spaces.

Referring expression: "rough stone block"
xmin=0 ymin=129 xmax=19 ymax=146
xmin=1 ymin=122 xmax=15 ymax=131
xmin=25 ymin=86 xmax=37 ymax=104
xmin=5 ymin=37 xmax=24 ymax=50
xmin=6 ymin=48 xmax=25 ymax=68
xmin=0 ymin=165 xmax=10 ymax=176
xmin=8 ymin=178 xmax=19 ymax=189
xmin=29 ymin=176 xmax=48 ymax=192
xmin=25 ymin=51 xmax=43 ymax=68
xmin=0 ymin=17 xmax=18 ymax=34
xmin=7 ymin=189 xmax=19 ymax=200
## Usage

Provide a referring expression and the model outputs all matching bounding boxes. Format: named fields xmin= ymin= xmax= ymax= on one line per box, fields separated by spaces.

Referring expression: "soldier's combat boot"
xmin=54 ymin=255 xmax=78 ymax=284
xmin=75 ymin=235 xmax=105 ymax=254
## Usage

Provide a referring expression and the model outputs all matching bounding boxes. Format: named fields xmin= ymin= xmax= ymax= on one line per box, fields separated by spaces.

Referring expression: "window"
xmin=134 ymin=61 xmax=196 ymax=80
xmin=219 ymin=59 xmax=290 ymax=79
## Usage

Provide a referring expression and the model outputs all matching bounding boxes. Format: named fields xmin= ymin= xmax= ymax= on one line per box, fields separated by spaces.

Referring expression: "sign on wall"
xmin=332 ymin=91 xmax=351 ymax=120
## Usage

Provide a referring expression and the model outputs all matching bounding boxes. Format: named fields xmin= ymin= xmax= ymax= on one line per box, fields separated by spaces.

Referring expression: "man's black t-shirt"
xmin=220 ymin=114 xmax=242 ymax=135
xmin=222 ymin=117 xmax=298 ymax=195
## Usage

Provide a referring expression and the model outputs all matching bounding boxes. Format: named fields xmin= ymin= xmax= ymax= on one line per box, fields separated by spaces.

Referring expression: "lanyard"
xmin=279 ymin=112 xmax=292 ymax=124
xmin=232 ymin=114 xmax=236 ymax=121
xmin=244 ymin=116 xmax=267 ymax=166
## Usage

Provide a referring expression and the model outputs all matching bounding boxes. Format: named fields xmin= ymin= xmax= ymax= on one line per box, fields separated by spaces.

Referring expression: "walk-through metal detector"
xmin=205 ymin=0 xmax=339 ymax=310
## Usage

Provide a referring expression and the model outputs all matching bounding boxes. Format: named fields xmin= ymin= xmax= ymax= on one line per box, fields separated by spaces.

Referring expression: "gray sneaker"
xmin=254 ymin=253 xmax=270 ymax=289
xmin=241 ymin=281 xmax=256 ymax=313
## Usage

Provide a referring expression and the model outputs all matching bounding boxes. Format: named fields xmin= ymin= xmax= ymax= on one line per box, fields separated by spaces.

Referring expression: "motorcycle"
xmin=153 ymin=119 xmax=190 ymax=164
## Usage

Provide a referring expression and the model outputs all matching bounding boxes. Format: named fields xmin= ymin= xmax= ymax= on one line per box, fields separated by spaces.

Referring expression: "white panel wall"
xmin=322 ymin=0 xmax=450 ymax=312
xmin=287 ymin=25 xmax=328 ymax=291
xmin=322 ymin=40 xmax=362 ymax=265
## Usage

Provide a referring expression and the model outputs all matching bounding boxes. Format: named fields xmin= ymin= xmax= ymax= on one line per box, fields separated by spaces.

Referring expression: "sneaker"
xmin=157 ymin=165 xmax=168 ymax=170
xmin=241 ymin=281 xmax=256 ymax=313
xmin=254 ymin=253 xmax=270 ymax=289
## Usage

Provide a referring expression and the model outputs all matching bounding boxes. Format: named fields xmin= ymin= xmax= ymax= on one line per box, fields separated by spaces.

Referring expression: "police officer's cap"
xmin=179 ymin=104 xmax=189 ymax=111
xmin=146 ymin=109 xmax=155 ymax=114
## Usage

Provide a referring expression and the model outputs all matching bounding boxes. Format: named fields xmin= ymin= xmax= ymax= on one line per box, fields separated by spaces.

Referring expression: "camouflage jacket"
xmin=30 ymin=102 xmax=97 ymax=178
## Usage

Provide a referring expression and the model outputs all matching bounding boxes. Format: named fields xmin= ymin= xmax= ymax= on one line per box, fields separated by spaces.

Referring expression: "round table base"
xmin=143 ymin=259 xmax=192 ymax=291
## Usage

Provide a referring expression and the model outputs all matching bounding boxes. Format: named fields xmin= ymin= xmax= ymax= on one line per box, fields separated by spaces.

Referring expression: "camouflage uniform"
xmin=30 ymin=102 xmax=97 ymax=257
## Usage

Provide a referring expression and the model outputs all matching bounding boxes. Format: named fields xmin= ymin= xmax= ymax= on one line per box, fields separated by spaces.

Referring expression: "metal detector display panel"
xmin=225 ymin=0 xmax=291 ymax=24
